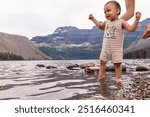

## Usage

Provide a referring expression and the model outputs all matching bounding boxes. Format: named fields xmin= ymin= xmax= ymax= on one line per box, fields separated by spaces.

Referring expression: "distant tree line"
xmin=0 ymin=52 xmax=23 ymax=60
xmin=39 ymin=46 xmax=100 ymax=60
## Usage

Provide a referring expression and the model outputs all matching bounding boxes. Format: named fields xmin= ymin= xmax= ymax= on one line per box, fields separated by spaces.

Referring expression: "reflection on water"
xmin=0 ymin=60 xmax=130 ymax=100
xmin=99 ymin=79 xmax=110 ymax=98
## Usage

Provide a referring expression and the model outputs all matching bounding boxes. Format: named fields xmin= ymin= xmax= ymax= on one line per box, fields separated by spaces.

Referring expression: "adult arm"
xmin=120 ymin=0 xmax=135 ymax=21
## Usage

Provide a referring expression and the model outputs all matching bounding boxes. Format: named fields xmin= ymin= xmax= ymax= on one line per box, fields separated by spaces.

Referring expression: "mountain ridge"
xmin=31 ymin=17 xmax=150 ymax=59
xmin=0 ymin=32 xmax=49 ymax=60
xmin=32 ymin=18 xmax=150 ymax=47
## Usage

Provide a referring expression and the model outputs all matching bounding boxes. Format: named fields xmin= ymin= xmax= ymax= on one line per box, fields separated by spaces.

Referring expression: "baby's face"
xmin=104 ymin=2 xmax=120 ymax=21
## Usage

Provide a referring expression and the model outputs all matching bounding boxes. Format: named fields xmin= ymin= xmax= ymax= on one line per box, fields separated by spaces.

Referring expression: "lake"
xmin=0 ymin=59 xmax=148 ymax=100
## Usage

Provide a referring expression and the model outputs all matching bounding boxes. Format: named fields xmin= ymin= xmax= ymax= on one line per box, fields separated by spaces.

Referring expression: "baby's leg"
xmin=99 ymin=60 xmax=106 ymax=80
xmin=114 ymin=63 xmax=122 ymax=83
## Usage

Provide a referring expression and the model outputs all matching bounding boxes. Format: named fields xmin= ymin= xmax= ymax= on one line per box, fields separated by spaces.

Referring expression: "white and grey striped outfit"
xmin=100 ymin=19 xmax=125 ymax=63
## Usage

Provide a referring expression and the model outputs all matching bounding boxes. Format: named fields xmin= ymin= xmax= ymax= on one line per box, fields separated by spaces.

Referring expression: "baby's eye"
xmin=104 ymin=10 xmax=110 ymax=14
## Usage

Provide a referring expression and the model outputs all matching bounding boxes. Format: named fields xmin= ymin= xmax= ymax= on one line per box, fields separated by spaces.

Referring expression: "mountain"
xmin=31 ymin=26 xmax=103 ymax=59
xmin=32 ymin=26 xmax=103 ymax=45
xmin=124 ymin=37 xmax=150 ymax=59
xmin=0 ymin=32 xmax=49 ymax=60
xmin=31 ymin=18 xmax=150 ymax=59
xmin=123 ymin=18 xmax=150 ymax=59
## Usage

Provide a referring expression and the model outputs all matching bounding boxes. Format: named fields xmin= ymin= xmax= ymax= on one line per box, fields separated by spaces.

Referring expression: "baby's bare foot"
xmin=116 ymin=79 xmax=122 ymax=84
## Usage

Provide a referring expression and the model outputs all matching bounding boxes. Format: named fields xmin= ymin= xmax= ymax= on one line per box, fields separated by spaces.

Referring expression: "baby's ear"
xmin=117 ymin=9 xmax=120 ymax=15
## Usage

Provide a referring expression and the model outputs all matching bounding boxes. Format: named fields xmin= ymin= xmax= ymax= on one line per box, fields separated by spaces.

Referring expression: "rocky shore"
xmin=122 ymin=72 xmax=150 ymax=100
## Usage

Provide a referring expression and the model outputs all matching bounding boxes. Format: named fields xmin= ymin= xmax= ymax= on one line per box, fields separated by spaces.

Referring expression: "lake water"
xmin=0 ymin=59 xmax=145 ymax=100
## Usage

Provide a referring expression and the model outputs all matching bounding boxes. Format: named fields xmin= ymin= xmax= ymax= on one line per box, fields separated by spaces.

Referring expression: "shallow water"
xmin=0 ymin=59 xmax=148 ymax=100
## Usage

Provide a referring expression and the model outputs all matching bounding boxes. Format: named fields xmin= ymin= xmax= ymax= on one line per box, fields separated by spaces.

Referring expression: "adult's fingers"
xmin=142 ymin=31 xmax=150 ymax=39
xmin=141 ymin=24 xmax=150 ymax=39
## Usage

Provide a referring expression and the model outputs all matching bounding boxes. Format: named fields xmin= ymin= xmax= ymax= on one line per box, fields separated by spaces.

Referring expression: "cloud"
xmin=0 ymin=0 xmax=149 ymax=39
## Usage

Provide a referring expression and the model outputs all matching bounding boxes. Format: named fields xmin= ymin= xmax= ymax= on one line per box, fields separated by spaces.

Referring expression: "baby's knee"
xmin=114 ymin=63 xmax=121 ymax=68
xmin=100 ymin=63 xmax=106 ymax=69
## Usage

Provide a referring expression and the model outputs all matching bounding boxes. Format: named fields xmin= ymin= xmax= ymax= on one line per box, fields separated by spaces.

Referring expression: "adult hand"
xmin=142 ymin=24 xmax=150 ymax=39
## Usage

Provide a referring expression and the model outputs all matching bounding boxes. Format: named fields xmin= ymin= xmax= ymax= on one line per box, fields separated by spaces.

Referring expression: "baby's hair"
xmin=105 ymin=0 xmax=121 ymax=15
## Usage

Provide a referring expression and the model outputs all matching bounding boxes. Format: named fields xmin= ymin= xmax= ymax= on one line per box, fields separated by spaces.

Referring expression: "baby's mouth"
xmin=106 ymin=16 xmax=110 ymax=19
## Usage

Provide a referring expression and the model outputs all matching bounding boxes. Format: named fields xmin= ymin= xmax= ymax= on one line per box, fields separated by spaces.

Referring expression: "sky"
xmin=0 ymin=0 xmax=149 ymax=39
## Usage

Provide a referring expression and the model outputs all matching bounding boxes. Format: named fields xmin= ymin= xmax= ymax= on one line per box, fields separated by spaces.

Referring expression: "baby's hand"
xmin=89 ymin=14 xmax=94 ymax=20
xmin=135 ymin=12 xmax=141 ymax=20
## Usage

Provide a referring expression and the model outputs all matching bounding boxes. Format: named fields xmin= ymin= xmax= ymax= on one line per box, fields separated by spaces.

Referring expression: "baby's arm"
xmin=89 ymin=14 xmax=105 ymax=30
xmin=122 ymin=12 xmax=141 ymax=32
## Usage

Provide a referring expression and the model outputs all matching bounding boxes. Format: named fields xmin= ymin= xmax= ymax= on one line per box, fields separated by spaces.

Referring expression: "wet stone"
xmin=66 ymin=64 xmax=80 ymax=70
xmin=136 ymin=65 xmax=149 ymax=71
xmin=36 ymin=64 xmax=45 ymax=67
xmin=46 ymin=65 xmax=57 ymax=69
xmin=80 ymin=62 xmax=95 ymax=69
xmin=85 ymin=67 xmax=99 ymax=75
xmin=106 ymin=63 xmax=126 ymax=71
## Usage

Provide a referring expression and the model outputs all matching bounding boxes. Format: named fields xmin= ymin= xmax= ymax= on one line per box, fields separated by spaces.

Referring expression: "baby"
xmin=89 ymin=0 xmax=141 ymax=83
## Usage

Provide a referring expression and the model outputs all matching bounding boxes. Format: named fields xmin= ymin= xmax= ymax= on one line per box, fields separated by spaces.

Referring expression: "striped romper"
xmin=100 ymin=19 xmax=125 ymax=63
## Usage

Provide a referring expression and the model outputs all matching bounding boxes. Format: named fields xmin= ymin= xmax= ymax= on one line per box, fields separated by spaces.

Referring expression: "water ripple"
xmin=0 ymin=60 xmax=134 ymax=100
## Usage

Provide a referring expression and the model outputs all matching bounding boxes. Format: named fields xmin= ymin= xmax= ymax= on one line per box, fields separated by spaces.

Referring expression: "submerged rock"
xmin=80 ymin=62 xmax=95 ymax=69
xmin=66 ymin=64 xmax=80 ymax=70
xmin=85 ymin=63 xmax=126 ymax=75
xmin=106 ymin=63 xmax=126 ymax=71
xmin=85 ymin=67 xmax=99 ymax=75
xmin=136 ymin=65 xmax=149 ymax=71
xmin=46 ymin=65 xmax=57 ymax=69
xmin=36 ymin=64 xmax=45 ymax=67
xmin=66 ymin=62 xmax=95 ymax=70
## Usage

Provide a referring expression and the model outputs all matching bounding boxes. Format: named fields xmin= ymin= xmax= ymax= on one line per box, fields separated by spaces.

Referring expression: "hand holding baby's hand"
xmin=89 ymin=14 xmax=94 ymax=20
xmin=135 ymin=11 xmax=141 ymax=20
